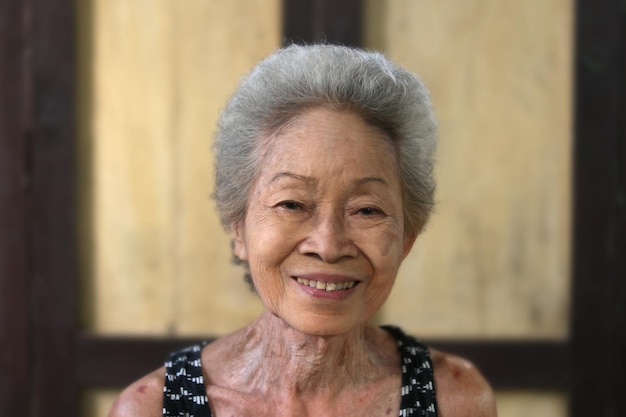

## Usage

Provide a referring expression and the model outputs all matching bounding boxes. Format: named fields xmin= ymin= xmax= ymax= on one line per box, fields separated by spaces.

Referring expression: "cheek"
xmin=361 ymin=228 xmax=405 ymax=309
xmin=246 ymin=237 xmax=289 ymax=306
xmin=362 ymin=225 xmax=406 ymax=264
xmin=250 ymin=262 xmax=288 ymax=313
xmin=363 ymin=274 xmax=398 ymax=319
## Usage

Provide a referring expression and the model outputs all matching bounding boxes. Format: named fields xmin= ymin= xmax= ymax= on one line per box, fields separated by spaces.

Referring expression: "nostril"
xmin=304 ymin=252 xmax=323 ymax=260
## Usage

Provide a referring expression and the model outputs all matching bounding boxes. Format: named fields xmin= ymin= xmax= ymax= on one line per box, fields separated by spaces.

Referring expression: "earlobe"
xmin=231 ymin=221 xmax=248 ymax=261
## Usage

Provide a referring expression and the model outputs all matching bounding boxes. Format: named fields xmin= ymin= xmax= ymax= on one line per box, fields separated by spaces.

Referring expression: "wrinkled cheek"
xmin=250 ymin=261 xmax=286 ymax=314
xmin=363 ymin=251 xmax=402 ymax=319
xmin=375 ymin=229 xmax=405 ymax=259
xmin=364 ymin=277 xmax=397 ymax=318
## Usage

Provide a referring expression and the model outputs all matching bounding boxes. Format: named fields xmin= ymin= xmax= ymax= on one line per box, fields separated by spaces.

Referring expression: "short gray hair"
xmin=213 ymin=44 xmax=437 ymax=237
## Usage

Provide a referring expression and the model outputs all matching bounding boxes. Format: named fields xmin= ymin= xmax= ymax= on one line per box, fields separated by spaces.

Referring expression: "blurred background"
xmin=1 ymin=0 xmax=624 ymax=416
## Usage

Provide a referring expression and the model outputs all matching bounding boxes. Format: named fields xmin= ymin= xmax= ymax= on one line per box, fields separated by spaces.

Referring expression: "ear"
xmin=231 ymin=220 xmax=248 ymax=261
xmin=401 ymin=232 xmax=418 ymax=260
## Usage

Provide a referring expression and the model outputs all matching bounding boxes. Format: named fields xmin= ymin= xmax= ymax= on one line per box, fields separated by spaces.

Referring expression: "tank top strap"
xmin=163 ymin=341 xmax=213 ymax=417
xmin=382 ymin=325 xmax=439 ymax=416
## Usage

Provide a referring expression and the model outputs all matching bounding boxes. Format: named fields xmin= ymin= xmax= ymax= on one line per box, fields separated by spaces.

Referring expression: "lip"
xmin=291 ymin=273 xmax=360 ymax=300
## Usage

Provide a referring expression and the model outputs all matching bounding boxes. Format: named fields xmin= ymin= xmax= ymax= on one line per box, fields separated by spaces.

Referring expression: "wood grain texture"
xmin=0 ymin=0 xmax=30 ymax=415
xmin=283 ymin=0 xmax=363 ymax=46
xmin=29 ymin=0 xmax=79 ymax=414
xmin=570 ymin=0 xmax=626 ymax=416
xmin=84 ymin=0 xmax=280 ymax=335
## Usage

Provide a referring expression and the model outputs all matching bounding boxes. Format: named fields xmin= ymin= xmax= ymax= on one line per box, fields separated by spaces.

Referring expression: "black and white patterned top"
xmin=163 ymin=325 xmax=438 ymax=416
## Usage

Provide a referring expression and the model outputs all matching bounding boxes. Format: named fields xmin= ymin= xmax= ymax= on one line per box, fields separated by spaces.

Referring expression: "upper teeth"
xmin=296 ymin=278 xmax=355 ymax=291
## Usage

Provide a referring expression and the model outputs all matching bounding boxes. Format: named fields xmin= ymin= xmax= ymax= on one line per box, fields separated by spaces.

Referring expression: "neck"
xmin=219 ymin=310 xmax=395 ymax=396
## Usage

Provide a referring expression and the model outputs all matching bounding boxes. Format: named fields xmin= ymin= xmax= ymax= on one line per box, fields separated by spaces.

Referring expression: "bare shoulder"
xmin=108 ymin=367 xmax=165 ymax=417
xmin=430 ymin=349 xmax=497 ymax=417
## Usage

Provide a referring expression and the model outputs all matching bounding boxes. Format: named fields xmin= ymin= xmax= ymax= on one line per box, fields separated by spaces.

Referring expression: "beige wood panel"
xmin=366 ymin=0 xmax=573 ymax=338
xmin=89 ymin=0 xmax=178 ymax=334
xmin=171 ymin=1 xmax=281 ymax=335
xmin=82 ymin=390 xmax=118 ymax=417
xmin=496 ymin=391 xmax=567 ymax=417
xmin=83 ymin=0 xmax=280 ymax=335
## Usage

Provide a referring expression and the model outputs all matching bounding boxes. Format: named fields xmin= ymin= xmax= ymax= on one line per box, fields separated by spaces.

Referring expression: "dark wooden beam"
xmin=0 ymin=0 xmax=31 ymax=415
xmin=75 ymin=336 xmax=214 ymax=387
xmin=282 ymin=0 xmax=363 ymax=46
xmin=76 ymin=335 xmax=570 ymax=391
xmin=429 ymin=340 xmax=571 ymax=391
xmin=570 ymin=0 xmax=626 ymax=416
xmin=29 ymin=0 xmax=79 ymax=416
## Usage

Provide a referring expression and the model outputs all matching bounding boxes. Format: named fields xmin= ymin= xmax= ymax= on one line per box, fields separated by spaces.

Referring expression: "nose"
xmin=298 ymin=209 xmax=358 ymax=263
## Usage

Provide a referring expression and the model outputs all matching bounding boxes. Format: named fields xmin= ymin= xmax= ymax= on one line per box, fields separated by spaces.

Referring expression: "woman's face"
xmin=232 ymin=107 xmax=417 ymax=336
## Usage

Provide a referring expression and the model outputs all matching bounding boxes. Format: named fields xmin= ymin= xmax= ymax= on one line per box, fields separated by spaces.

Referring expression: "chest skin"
xmin=203 ymin=372 xmax=402 ymax=417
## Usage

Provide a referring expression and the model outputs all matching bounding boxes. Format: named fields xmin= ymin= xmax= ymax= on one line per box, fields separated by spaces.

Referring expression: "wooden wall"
xmin=78 ymin=0 xmax=572 ymax=415
xmin=79 ymin=0 xmax=279 ymax=336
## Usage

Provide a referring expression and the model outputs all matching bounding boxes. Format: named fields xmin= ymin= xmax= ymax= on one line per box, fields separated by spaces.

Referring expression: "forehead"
xmin=258 ymin=108 xmax=398 ymax=171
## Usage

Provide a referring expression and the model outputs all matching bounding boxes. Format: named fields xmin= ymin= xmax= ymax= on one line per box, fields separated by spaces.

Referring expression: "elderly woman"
xmin=111 ymin=44 xmax=496 ymax=417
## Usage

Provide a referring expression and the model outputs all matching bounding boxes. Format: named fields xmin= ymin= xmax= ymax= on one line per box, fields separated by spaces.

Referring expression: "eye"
xmin=277 ymin=201 xmax=303 ymax=211
xmin=356 ymin=207 xmax=383 ymax=216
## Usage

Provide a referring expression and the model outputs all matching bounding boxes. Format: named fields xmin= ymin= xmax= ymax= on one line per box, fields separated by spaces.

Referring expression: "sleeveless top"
xmin=163 ymin=325 xmax=438 ymax=417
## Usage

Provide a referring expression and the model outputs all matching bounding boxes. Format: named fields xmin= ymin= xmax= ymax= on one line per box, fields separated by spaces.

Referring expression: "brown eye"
xmin=278 ymin=201 xmax=303 ymax=211
xmin=357 ymin=207 xmax=382 ymax=216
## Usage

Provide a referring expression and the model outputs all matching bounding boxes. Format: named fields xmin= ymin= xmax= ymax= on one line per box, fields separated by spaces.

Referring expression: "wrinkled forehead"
xmin=256 ymin=106 xmax=398 ymax=161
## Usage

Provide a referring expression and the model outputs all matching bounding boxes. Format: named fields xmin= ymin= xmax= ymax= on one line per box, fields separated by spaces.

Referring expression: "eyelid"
xmin=276 ymin=200 xmax=305 ymax=210
xmin=353 ymin=205 xmax=386 ymax=216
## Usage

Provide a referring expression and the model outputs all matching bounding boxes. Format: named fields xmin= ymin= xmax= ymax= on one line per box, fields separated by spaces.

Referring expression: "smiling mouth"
xmin=295 ymin=277 xmax=356 ymax=292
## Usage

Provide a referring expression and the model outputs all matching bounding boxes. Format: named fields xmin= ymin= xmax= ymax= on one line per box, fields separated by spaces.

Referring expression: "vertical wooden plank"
xmin=75 ymin=0 xmax=95 ymax=333
xmin=29 ymin=0 xmax=78 ymax=415
xmin=570 ymin=0 xmax=626 ymax=416
xmin=172 ymin=0 xmax=280 ymax=335
xmin=88 ymin=0 xmax=179 ymax=335
xmin=0 ymin=0 xmax=31 ymax=415
xmin=283 ymin=0 xmax=363 ymax=46
xmin=85 ymin=0 xmax=281 ymax=337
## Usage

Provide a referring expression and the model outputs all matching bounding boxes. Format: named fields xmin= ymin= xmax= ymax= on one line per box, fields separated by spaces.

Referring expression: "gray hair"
xmin=213 ymin=44 xmax=437 ymax=237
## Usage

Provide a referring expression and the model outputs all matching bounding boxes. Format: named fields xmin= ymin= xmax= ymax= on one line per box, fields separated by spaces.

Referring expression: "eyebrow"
xmin=270 ymin=172 xmax=389 ymax=187
xmin=270 ymin=172 xmax=316 ymax=185
xmin=353 ymin=176 xmax=390 ymax=187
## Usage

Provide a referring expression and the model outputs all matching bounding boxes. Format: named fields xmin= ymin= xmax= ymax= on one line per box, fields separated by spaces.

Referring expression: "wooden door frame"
xmin=569 ymin=0 xmax=626 ymax=414
xmin=1 ymin=0 xmax=624 ymax=416
xmin=1 ymin=0 xmax=78 ymax=414
xmin=0 ymin=0 xmax=31 ymax=414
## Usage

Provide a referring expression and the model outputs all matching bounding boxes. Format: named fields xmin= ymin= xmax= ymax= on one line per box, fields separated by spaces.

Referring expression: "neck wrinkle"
xmin=231 ymin=310 xmax=388 ymax=397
